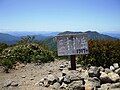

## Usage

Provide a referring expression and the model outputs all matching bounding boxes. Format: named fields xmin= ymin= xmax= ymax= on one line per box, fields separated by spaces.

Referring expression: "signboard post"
xmin=56 ymin=33 xmax=89 ymax=70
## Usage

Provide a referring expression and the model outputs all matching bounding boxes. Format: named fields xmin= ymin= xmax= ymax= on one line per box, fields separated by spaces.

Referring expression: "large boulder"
xmin=63 ymin=75 xmax=71 ymax=84
xmin=52 ymin=82 xmax=60 ymax=90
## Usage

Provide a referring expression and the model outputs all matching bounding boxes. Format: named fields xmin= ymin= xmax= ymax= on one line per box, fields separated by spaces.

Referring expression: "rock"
xmin=11 ymin=81 xmax=19 ymax=86
xmin=63 ymin=75 xmax=71 ymax=84
xmin=111 ymin=82 xmax=120 ymax=88
xmin=58 ymin=76 xmax=64 ymax=83
xmin=46 ymin=74 xmax=58 ymax=85
xmin=108 ymin=72 xmax=120 ymax=82
xmin=44 ymin=79 xmax=49 ymax=87
xmin=4 ymin=80 xmax=13 ymax=87
xmin=85 ymin=77 xmax=100 ymax=89
xmin=60 ymin=82 xmax=68 ymax=89
xmin=80 ymin=70 xmax=89 ymax=79
xmin=110 ymin=66 xmax=115 ymax=71
xmin=62 ymin=69 xmax=70 ymax=76
xmin=69 ymin=70 xmax=81 ymax=81
xmin=60 ymin=64 xmax=65 ymax=68
xmin=30 ymin=78 xmax=34 ymax=80
xmin=113 ymin=63 xmax=119 ymax=69
xmin=52 ymin=82 xmax=60 ymax=90
xmin=98 ymin=83 xmax=111 ymax=90
xmin=98 ymin=66 xmax=104 ymax=72
xmin=68 ymin=81 xmax=84 ymax=90
xmin=21 ymin=75 xmax=26 ymax=78
xmin=115 ymin=68 xmax=120 ymax=75
xmin=100 ymin=72 xmax=112 ymax=83
xmin=88 ymin=66 xmax=100 ymax=77
xmin=105 ymin=68 xmax=112 ymax=74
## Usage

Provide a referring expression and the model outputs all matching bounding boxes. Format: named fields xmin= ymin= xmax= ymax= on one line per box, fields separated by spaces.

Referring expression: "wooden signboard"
xmin=56 ymin=33 xmax=89 ymax=56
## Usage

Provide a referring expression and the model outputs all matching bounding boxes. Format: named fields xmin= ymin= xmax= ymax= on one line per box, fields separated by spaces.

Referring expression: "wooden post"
xmin=70 ymin=55 xmax=76 ymax=70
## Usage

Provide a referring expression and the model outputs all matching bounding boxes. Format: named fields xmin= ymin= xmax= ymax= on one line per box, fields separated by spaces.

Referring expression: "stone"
xmin=63 ymin=75 xmax=71 ymax=84
xmin=68 ymin=81 xmax=84 ymax=90
xmin=4 ymin=80 xmax=13 ymax=87
xmin=105 ymin=68 xmax=112 ymax=74
xmin=88 ymin=66 xmax=100 ymax=77
xmin=115 ymin=68 xmax=120 ymax=75
xmin=62 ymin=69 xmax=70 ymax=76
xmin=110 ymin=66 xmax=115 ymax=71
xmin=46 ymin=74 xmax=58 ymax=85
xmin=30 ymin=78 xmax=34 ymax=80
xmin=58 ymin=76 xmax=64 ymax=83
xmin=52 ymin=82 xmax=60 ymax=90
xmin=60 ymin=64 xmax=65 ymax=68
xmin=60 ymin=82 xmax=68 ymax=89
xmin=21 ymin=75 xmax=26 ymax=78
xmin=11 ymin=81 xmax=19 ymax=86
xmin=98 ymin=66 xmax=104 ymax=72
xmin=111 ymin=82 xmax=120 ymax=88
xmin=80 ymin=70 xmax=89 ymax=79
xmin=98 ymin=83 xmax=111 ymax=90
xmin=85 ymin=77 xmax=100 ymax=89
xmin=100 ymin=72 xmax=112 ymax=83
xmin=43 ymin=79 xmax=50 ymax=87
xmin=113 ymin=63 xmax=119 ymax=69
xmin=108 ymin=72 xmax=120 ymax=82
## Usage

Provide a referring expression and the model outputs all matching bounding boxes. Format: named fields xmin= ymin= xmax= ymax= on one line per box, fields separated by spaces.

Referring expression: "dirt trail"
xmin=0 ymin=59 xmax=68 ymax=90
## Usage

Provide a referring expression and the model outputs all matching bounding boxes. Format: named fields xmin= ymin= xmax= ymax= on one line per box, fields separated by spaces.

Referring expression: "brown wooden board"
xmin=56 ymin=33 xmax=89 ymax=56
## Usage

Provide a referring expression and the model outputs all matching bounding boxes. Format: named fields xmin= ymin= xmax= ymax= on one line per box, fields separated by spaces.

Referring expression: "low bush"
xmin=0 ymin=43 xmax=54 ymax=71
xmin=77 ymin=40 xmax=120 ymax=67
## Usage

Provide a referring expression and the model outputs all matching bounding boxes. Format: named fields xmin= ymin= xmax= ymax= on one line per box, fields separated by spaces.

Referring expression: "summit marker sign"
xmin=56 ymin=33 xmax=89 ymax=56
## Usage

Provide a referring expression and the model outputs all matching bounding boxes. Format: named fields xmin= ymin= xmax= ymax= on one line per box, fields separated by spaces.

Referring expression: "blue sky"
xmin=0 ymin=0 xmax=120 ymax=33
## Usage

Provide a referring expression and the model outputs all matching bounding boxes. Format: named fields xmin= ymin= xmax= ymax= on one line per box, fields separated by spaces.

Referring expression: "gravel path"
xmin=0 ymin=59 xmax=68 ymax=90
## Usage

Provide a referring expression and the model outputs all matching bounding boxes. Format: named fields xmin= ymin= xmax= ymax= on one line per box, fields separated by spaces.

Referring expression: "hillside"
xmin=0 ymin=33 xmax=20 ymax=45
xmin=58 ymin=31 xmax=118 ymax=40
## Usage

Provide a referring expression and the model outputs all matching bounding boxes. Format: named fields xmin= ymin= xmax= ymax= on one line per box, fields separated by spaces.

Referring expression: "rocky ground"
xmin=0 ymin=59 xmax=120 ymax=90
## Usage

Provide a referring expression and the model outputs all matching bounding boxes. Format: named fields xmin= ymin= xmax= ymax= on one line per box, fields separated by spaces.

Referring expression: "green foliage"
xmin=0 ymin=43 xmax=54 ymax=70
xmin=0 ymin=43 xmax=8 ymax=53
xmin=77 ymin=40 xmax=120 ymax=67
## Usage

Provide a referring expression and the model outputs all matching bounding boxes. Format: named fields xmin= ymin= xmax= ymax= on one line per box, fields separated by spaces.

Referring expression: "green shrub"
xmin=0 ymin=43 xmax=54 ymax=70
xmin=77 ymin=40 xmax=120 ymax=67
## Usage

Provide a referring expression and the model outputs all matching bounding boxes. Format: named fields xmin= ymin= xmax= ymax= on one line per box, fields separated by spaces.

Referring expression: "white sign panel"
xmin=56 ymin=33 xmax=89 ymax=56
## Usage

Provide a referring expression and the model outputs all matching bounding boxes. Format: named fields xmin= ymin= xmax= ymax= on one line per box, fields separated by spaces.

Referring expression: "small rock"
xmin=11 ymin=81 xmax=19 ymax=86
xmin=21 ymin=75 xmax=26 ymax=78
xmin=98 ymin=66 xmax=104 ymax=72
xmin=113 ymin=63 xmax=119 ymax=69
xmin=105 ymin=68 xmax=112 ymax=74
xmin=98 ymin=83 xmax=111 ymax=90
xmin=63 ymin=75 xmax=71 ymax=84
xmin=88 ymin=66 xmax=100 ymax=77
xmin=108 ymin=72 xmax=120 ymax=82
xmin=111 ymin=82 xmax=120 ymax=88
xmin=46 ymin=74 xmax=58 ymax=85
xmin=100 ymin=72 xmax=112 ymax=83
xmin=60 ymin=82 xmax=68 ymax=89
xmin=44 ymin=80 xmax=49 ymax=87
xmin=115 ymin=68 xmax=120 ymax=75
xmin=85 ymin=77 xmax=100 ymax=88
xmin=68 ymin=80 xmax=84 ymax=90
xmin=4 ymin=80 xmax=13 ymax=87
xmin=60 ymin=64 xmax=65 ymax=68
xmin=30 ymin=78 xmax=34 ymax=80
xmin=110 ymin=66 xmax=115 ymax=71
xmin=58 ymin=76 xmax=64 ymax=83
xmin=52 ymin=82 xmax=60 ymax=90
xmin=62 ymin=69 xmax=69 ymax=76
